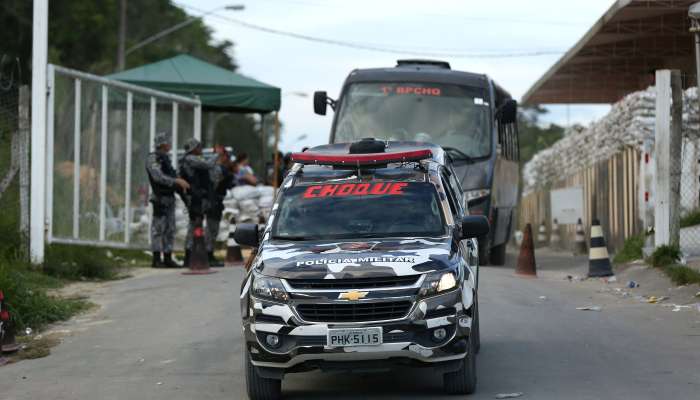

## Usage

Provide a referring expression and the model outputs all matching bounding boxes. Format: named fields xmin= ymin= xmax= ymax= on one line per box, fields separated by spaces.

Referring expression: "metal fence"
xmin=520 ymin=147 xmax=642 ymax=254
xmin=47 ymin=65 xmax=202 ymax=249
xmin=521 ymin=137 xmax=700 ymax=256
xmin=0 ymin=56 xmax=29 ymax=258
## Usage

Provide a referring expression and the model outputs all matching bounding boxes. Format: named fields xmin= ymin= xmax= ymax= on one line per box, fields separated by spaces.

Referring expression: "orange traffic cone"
xmin=516 ymin=224 xmax=537 ymax=277
xmin=0 ymin=290 xmax=20 ymax=353
xmin=225 ymin=221 xmax=244 ymax=266
xmin=183 ymin=218 xmax=217 ymax=275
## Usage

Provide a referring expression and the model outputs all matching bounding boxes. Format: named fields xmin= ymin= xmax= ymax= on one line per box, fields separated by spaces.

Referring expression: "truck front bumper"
xmin=242 ymin=288 xmax=473 ymax=372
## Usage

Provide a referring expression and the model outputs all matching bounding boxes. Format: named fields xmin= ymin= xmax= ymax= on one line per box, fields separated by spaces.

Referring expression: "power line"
xmin=174 ymin=2 xmax=565 ymax=59
xmin=255 ymin=0 xmax=587 ymax=27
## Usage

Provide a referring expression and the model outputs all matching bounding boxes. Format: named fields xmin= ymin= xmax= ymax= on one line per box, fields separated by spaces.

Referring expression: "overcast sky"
xmin=176 ymin=0 xmax=616 ymax=151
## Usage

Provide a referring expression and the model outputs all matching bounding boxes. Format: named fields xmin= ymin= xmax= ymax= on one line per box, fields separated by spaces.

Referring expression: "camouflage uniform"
xmin=179 ymin=138 xmax=217 ymax=251
xmin=146 ymin=136 xmax=178 ymax=254
xmin=207 ymin=163 xmax=235 ymax=252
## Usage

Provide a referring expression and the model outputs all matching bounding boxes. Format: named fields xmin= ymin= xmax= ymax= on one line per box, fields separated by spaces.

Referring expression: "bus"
xmin=313 ymin=59 xmax=520 ymax=265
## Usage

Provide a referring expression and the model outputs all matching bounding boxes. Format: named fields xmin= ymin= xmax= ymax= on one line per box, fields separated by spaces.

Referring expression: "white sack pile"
xmin=523 ymin=86 xmax=700 ymax=193
xmin=128 ymin=185 xmax=276 ymax=246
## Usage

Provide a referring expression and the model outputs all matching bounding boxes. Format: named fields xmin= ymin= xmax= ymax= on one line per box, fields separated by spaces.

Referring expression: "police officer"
xmin=146 ymin=132 xmax=190 ymax=268
xmin=206 ymin=145 xmax=237 ymax=266
xmin=179 ymin=138 xmax=220 ymax=266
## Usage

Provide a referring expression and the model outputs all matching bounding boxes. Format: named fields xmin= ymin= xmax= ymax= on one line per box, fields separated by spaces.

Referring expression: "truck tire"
xmin=245 ymin=350 xmax=282 ymax=400
xmin=478 ymin=238 xmax=490 ymax=266
xmin=443 ymin=333 xmax=477 ymax=395
xmin=489 ymin=242 xmax=507 ymax=266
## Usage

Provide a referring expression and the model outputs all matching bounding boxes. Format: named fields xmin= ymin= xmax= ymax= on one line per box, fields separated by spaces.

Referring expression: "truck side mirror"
xmin=235 ymin=223 xmax=260 ymax=248
xmin=314 ymin=91 xmax=328 ymax=115
xmin=497 ymin=99 xmax=517 ymax=124
xmin=461 ymin=216 xmax=490 ymax=239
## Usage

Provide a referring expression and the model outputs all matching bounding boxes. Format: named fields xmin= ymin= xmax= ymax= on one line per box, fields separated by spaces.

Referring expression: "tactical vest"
xmin=147 ymin=152 xmax=176 ymax=197
xmin=179 ymin=156 xmax=212 ymax=214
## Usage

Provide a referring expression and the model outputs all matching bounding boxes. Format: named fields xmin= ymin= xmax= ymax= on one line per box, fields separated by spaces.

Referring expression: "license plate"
xmin=327 ymin=327 xmax=383 ymax=347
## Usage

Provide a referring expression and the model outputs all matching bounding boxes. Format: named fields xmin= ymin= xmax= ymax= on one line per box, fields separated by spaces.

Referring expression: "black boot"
xmin=208 ymin=251 xmax=224 ymax=268
xmin=183 ymin=250 xmax=191 ymax=268
xmin=163 ymin=253 xmax=180 ymax=268
xmin=152 ymin=252 xmax=163 ymax=268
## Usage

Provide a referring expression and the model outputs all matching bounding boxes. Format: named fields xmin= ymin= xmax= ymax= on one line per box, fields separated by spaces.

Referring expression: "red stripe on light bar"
xmin=291 ymin=149 xmax=432 ymax=166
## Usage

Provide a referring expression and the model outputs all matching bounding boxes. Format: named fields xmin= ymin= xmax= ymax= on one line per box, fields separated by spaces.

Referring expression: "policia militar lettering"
xmin=146 ymin=132 xmax=190 ymax=268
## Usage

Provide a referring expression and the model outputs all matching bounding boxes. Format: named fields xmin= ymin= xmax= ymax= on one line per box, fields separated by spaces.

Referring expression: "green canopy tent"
xmin=109 ymin=54 xmax=280 ymax=113
xmin=109 ymin=54 xmax=283 ymax=184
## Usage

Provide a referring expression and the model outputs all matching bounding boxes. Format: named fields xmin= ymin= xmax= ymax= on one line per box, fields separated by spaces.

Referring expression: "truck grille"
xmin=287 ymin=275 xmax=419 ymax=290
xmin=296 ymin=301 xmax=412 ymax=323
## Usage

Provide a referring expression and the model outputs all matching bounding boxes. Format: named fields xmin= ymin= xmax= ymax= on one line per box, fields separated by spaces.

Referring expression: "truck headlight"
xmin=252 ymin=274 xmax=289 ymax=302
xmin=465 ymin=189 xmax=490 ymax=202
xmin=419 ymin=271 xmax=457 ymax=298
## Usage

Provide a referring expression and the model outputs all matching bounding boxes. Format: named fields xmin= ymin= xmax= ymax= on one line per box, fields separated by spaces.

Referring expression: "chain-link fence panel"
xmin=0 ymin=56 xmax=30 ymax=260
xmin=680 ymin=137 xmax=700 ymax=255
xmin=48 ymin=65 xmax=201 ymax=249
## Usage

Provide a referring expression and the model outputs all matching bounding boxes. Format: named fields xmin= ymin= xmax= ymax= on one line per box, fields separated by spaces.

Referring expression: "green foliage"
xmin=44 ymin=244 xmax=149 ymax=281
xmin=646 ymin=245 xmax=681 ymax=268
xmin=663 ymin=264 xmax=700 ymax=286
xmin=518 ymin=105 xmax=566 ymax=165
xmin=0 ymin=261 xmax=90 ymax=331
xmin=680 ymin=208 xmax=700 ymax=228
xmin=1 ymin=0 xmax=237 ymax=81
xmin=613 ymin=234 xmax=644 ymax=264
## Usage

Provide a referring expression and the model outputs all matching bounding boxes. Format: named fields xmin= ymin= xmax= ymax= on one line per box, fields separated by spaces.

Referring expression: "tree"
xmin=0 ymin=0 xmax=237 ymax=81
xmin=518 ymin=105 xmax=565 ymax=165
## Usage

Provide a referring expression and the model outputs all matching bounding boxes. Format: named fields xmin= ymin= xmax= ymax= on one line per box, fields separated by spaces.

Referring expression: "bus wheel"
xmin=478 ymin=238 xmax=490 ymax=266
xmin=489 ymin=242 xmax=507 ymax=266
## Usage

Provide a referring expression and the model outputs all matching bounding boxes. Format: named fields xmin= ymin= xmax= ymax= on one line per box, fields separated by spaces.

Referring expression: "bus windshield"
xmin=334 ymin=82 xmax=492 ymax=159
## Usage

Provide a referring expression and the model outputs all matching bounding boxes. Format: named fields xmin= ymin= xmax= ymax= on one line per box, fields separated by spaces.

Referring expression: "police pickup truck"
xmin=235 ymin=139 xmax=489 ymax=400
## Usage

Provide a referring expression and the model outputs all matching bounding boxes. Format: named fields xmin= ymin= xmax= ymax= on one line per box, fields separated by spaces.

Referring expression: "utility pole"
xmin=30 ymin=0 xmax=49 ymax=263
xmin=654 ymin=70 xmax=682 ymax=248
xmin=117 ymin=0 xmax=127 ymax=71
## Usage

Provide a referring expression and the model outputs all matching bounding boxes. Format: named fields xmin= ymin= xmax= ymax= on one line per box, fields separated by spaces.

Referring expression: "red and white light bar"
xmin=291 ymin=149 xmax=433 ymax=166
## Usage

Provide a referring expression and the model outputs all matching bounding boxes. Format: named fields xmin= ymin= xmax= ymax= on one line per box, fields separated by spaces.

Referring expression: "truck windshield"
xmin=272 ymin=182 xmax=445 ymax=240
xmin=334 ymin=82 xmax=492 ymax=159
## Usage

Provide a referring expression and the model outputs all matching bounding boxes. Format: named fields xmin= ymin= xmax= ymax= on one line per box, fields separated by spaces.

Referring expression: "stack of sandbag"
xmin=258 ymin=186 xmax=275 ymax=221
xmin=523 ymin=86 xmax=700 ymax=193
xmin=233 ymin=185 xmax=261 ymax=223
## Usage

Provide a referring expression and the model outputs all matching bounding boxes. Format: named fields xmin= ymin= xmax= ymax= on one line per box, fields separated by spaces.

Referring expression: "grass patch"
xmin=43 ymin=243 xmax=150 ymax=281
xmin=646 ymin=245 xmax=681 ymax=268
xmin=663 ymin=264 xmax=700 ymax=286
xmin=613 ymin=234 xmax=645 ymax=264
xmin=644 ymin=245 xmax=700 ymax=286
xmin=681 ymin=208 xmax=700 ymax=228
xmin=0 ymin=260 xmax=91 ymax=331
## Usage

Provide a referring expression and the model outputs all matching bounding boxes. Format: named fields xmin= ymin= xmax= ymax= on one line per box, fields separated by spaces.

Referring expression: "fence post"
xmin=654 ymin=70 xmax=682 ymax=247
xmin=18 ymin=85 xmax=30 ymax=258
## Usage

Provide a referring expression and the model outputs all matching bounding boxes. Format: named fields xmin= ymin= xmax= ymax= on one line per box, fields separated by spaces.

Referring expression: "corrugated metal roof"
xmin=522 ymin=0 xmax=697 ymax=104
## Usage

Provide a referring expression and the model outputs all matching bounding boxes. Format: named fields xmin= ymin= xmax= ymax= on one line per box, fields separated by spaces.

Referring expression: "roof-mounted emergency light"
xmin=290 ymin=149 xmax=433 ymax=166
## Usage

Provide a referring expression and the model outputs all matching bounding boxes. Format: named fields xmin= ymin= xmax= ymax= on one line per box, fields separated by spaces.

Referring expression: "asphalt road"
xmin=1 ymin=250 xmax=699 ymax=400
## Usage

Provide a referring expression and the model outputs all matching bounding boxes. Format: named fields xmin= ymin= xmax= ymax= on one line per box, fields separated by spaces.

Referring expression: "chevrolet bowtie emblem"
xmin=338 ymin=291 xmax=368 ymax=301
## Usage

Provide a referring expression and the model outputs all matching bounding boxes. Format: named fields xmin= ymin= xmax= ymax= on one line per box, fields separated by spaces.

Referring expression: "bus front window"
xmin=334 ymin=83 xmax=492 ymax=159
